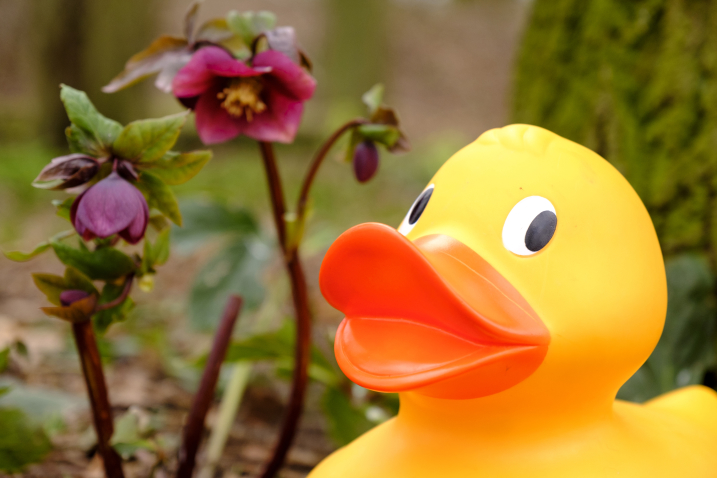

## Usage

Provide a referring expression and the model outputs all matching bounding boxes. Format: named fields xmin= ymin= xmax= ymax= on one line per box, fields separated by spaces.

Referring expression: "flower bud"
xmin=353 ymin=141 xmax=379 ymax=183
xmin=70 ymin=172 xmax=149 ymax=244
xmin=33 ymin=154 xmax=99 ymax=190
xmin=59 ymin=289 xmax=91 ymax=306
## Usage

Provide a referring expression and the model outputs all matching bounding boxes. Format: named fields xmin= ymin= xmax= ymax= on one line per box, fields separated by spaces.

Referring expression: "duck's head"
xmin=320 ymin=125 xmax=667 ymax=403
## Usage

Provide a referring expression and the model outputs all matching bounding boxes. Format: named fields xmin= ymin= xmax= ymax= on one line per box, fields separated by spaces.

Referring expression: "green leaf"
xmin=0 ymin=408 xmax=52 ymax=472
xmin=53 ymin=198 xmax=74 ymax=221
xmin=152 ymin=228 xmax=171 ymax=266
xmin=143 ymin=150 xmax=212 ymax=185
xmin=189 ymin=239 xmax=269 ymax=330
xmin=226 ymin=10 xmax=277 ymax=46
xmin=322 ymin=387 xmax=374 ymax=447
xmin=113 ymin=112 xmax=188 ymax=164
xmin=172 ymin=199 xmax=258 ymax=253
xmin=196 ymin=18 xmax=235 ymax=43
xmin=4 ymin=243 xmax=51 ymax=262
xmin=0 ymin=348 xmax=9 ymax=373
xmin=136 ymin=172 xmax=182 ymax=226
xmin=357 ymin=124 xmax=400 ymax=148
xmin=94 ymin=282 xmax=134 ymax=334
xmin=64 ymin=267 xmax=98 ymax=295
xmin=31 ymin=273 xmax=66 ymax=306
xmin=60 ymin=85 xmax=122 ymax=155
xmin=51 ymin=241 xmax=136 ymax=281
xmin=362 ymin=84 xmax=384 ymax=115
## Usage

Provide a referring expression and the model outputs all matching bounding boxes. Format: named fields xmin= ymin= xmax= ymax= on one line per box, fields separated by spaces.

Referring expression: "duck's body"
xmin=312 ymin=386 xmax=717 ymax=477
xmin=311 ymin=125 xmax=717 ymax=477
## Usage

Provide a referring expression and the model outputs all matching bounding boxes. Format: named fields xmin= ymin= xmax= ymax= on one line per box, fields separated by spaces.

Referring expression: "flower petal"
xmin=74 ymin=172 xmax=146 ymax=239
xmin=119 ymin=188 xmax=149 ymax=244
xmin=252 ymin=50 xmax=316 ymax=101
xmin=173 ymin=46 xmax=264 ymax=98
xmin=242 ymin=90 xmax=304 ymax=143
xmin=194 ymin=87 xmax=245 ymax=144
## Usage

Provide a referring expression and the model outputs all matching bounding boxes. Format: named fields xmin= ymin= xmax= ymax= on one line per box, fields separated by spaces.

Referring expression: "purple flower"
xmin=172 ymin=46 xmax=316 ymax=144
xmin=59 ymin=290 xmax=91 ymax=306
xmin=70 ymin=172 xmax=149 ymax=244
xmin=353 ymin=141 xmax=379 ymax=183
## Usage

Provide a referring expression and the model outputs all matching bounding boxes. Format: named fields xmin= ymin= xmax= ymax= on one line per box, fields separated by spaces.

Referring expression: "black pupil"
xmin=525 ymin=210 xmax=557 ymax=252
xmin=408 ymin=188 xmax=433 ymax=225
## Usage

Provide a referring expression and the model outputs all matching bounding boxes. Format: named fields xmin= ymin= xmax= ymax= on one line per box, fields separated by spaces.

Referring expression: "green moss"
xmin=512 ymin=0 xmax=717 ymax=261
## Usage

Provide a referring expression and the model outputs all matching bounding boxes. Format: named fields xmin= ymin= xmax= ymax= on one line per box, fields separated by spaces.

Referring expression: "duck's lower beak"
xmin=319 ymin=223 xmax=550 ymax=399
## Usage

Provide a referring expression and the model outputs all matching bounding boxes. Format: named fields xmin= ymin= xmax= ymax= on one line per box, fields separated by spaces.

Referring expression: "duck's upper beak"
xmin=319 ymin=223 xmax=550 ymax=399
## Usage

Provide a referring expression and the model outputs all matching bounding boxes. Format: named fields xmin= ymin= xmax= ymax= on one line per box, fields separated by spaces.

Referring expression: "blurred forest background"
xmin=0 ymin=0 xmax=715 ymax=477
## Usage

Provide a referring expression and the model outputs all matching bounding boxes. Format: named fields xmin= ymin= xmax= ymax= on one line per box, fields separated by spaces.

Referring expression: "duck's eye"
xmin=502 ymin=196 xmax=557 ymax=256
xmin=398 ymin=184 xmax=434 ymax=235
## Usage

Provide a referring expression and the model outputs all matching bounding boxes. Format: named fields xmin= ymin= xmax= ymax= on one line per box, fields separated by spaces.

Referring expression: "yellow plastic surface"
xmin=310 ymin=125 xmax=717 ymax=477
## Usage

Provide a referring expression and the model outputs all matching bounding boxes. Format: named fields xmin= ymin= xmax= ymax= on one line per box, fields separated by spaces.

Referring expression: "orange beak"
xmin=319 ymin=223 xmax=550 ymax=399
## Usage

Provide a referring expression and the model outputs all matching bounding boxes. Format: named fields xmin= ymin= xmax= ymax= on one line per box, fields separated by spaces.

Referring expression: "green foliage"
xmin=136 ymin=171 xmax=182 ymax=226
xmin=0 ymin=408 xmax=52 ymax=472
xmin=94 ymin=282 xmax=135 ymax=333
xmin=357 ymin=124 xmax=400 ymax=149
xmin=112 ymin=112 xmax=188 ymax=164
xmin=513 ymin=0 xmax=717 ymax=257
xmin=226 ymin=10 xmax=276 ymax=46
xmin=51 ymin=240 xmax=136 ymax=281
xmin=3 ymin=229 xmax=75 ymax=262
xmin=110 ymin=409 xmax=155 ymax=459
xmin=143 ymin=150 xmax=213 ymax=185
xmin=0 ymin=348 xmax=9 ymax=373
xmin=61 ymin=85 xmax=122 ymax=157
xmin=322 ymin=387 xmax=374 ymax=446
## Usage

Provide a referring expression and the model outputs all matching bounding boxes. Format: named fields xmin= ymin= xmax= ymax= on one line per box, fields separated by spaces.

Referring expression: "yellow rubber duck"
xmin=311 ymin=125 xmax=717 ymax=477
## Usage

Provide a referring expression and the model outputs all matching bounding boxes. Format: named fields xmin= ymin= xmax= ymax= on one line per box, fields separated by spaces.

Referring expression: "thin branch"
xmin=94 ymin=274 xmax=134 ymax=313
xmin=257 ymin=142 xmax=314 ymax=478
xmin=258 ymin=142 xmax=288 ymax=251
xmin=176 ymin=295 xmax=244 ymax=478
xmin=72 ymin=320 xmax=124 ymax=478
xmin=295 ymin=118 xmax=368 ymax=225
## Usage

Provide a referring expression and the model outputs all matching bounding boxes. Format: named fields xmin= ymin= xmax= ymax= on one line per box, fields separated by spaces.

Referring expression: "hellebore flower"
xmin=59 ymin=289 xmax=91 ymax=306
xmin=33 ymin=154 xmax=99 ymax=190
xmin=353 ymin=141 xmax=379 ymax=183
xmin=172 ymin=46 xmax=316 ymax=144
xmin=70 ymin=172 xmax=149 ymax=244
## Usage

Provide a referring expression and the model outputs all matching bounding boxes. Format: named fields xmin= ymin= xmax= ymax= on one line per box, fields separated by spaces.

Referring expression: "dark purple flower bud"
xmin=70 ymin=172 xmax=149 ymax=244
xmin=353 ymin=141 xmax=379 ymax=183
xmin=33 ymin=154 xmax=99 ymax=190
xmin=59 ymin=289 xmax=91 ymax=306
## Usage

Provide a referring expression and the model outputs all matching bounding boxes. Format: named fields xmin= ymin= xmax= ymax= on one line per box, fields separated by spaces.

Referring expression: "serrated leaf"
xmin=0 ymin=408 xmax=52 ymax=472
xmin=31 ymin=274 xmax=67 ymax=306
xmin=357 ymin=124 xmax=400 ymax=148
xmin=51 ymin=241 xmax=135 ymax=281
xmin=93 ymin=282 xmax=134 ymax=334
xmin=136 ymin=172 xmax=182 ymax=226
xmin=226 ymin=10 xmax=277 ymax=46
xmin=102 ymin=36 xmax=189 ymax=94
xmin=60 ymin=85 xmax=122 ymax=155
xmin=113 ymin=112 xmax=188 ymax=164
xmin=143 ymin=150 xmax=212 ymax=185
xmin=40 ymin=294 xmax=97 ymax=323
xmin=362 ymin=84 xmax=384 ymax=115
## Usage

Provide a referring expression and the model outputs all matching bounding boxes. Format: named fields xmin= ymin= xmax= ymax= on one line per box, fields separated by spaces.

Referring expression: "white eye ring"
xmin=398 ymin=184 xmax=435 ymax=236
xmin=502 ymin=196 xmax=557 ymax=256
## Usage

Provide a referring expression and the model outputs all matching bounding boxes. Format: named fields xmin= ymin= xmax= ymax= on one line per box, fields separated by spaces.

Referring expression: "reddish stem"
xmin=94 ymin=274 xmax=133 ymax=313
xmin=296 ymin=118 xmax=368 ymax=223
xmin=257 ymin=142 xmax=313 ymax=478
xmin=72 ymin=320 xmax=124 ymax=478
xmin=176 ymin=295 xmax=244 ymax=478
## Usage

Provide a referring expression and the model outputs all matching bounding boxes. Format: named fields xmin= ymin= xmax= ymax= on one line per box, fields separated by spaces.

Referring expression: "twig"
xmin=295 ymin=118 xmax=367 ymax=224
xmin=257 ymin=142 xmax=313 ymax=478
xmin=72 ymin=320 xmax=124 ymax=478
xmin=94 ymin=274 xmax=134 ymax=313
xmin=176 ymin=295 xmax=244 ymax=478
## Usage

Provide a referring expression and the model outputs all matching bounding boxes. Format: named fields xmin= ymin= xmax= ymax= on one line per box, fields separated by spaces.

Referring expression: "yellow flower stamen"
xmin=217 ymin=77 xmax=267 ymax=122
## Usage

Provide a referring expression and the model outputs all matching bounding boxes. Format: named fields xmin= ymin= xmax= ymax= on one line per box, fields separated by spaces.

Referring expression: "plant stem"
xmin=176 ymin=295 xmax=243 ymax=478
xmin=71 ymin=320 xmax=124 ymax=478
xmin=196 ymin=361 xmax=252 ymax=478
xmin=257 ymin=142 xmax=313 ymax=478
xmin=295 ymin=118 xmax=367 ymax=224
xmin=95 ymin=274 xmax=133 ymax=312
